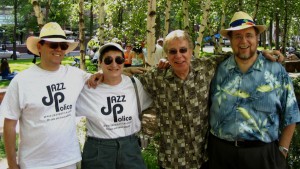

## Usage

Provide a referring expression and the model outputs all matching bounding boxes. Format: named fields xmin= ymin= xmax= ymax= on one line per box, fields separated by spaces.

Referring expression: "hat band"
xmin=40 ymin=35 xmax=67 ymax=39
xmin=230 ymin=19 xmax=255 ymax=28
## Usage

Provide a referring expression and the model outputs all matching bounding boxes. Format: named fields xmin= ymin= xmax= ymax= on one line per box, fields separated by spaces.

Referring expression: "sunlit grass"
xmin=0 ymin=56 xmax=96 ymax=88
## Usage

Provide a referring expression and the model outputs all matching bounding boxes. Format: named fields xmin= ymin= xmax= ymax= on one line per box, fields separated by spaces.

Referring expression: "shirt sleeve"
xmin=1 ymin=78 xmax=21 ymax=120
xmin=280 ymin=71 xmax=300 ymax=127
xmin=134 ymin=77 xmax=153 ymax=111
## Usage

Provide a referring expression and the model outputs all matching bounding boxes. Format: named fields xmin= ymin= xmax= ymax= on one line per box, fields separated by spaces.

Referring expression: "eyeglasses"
xmin=103 ymin=56 xmax=125 ymax=65
xmin=168 ymin=48 xmax=188 ymax=55
xmin=45 ymin=42 xmax=69 ymax=50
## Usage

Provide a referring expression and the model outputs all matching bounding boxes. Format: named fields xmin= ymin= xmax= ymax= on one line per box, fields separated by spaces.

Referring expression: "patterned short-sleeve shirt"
xmin=210 ymin=53 xmax=300 ymax=142
xmin=138 ymin=56 xmax=219 ymax=169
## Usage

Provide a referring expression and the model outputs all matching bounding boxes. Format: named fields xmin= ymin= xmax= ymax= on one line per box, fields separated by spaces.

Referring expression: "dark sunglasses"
xmin=46 ymin=42 xmax=69 ymax=50
xmin=168 ymin=48 xmax=188 ymax=55
xmin=103 ymin=56 xmax=125 ymax=65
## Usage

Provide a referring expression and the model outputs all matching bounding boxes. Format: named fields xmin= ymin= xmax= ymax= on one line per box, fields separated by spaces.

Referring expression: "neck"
xmin=38 ymin=63 xmax=60 ymax=71
xmin=103 ymin=75 xmax=122 ymax=85
xmin=235 ymin=54 xmax=258 ymax=73
xmin=174 ymin=68 xmax=189 ymax=80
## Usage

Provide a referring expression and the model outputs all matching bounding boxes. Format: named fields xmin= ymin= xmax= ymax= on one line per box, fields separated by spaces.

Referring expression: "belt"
xmin=211 ymin=134 xmax=267 ymax=147
xmin=87 ymin=134 xmax=137 ymax=142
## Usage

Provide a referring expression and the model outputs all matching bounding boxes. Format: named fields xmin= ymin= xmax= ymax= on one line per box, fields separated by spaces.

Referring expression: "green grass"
xmin=0 ymin=56 xmax=97 ymax=88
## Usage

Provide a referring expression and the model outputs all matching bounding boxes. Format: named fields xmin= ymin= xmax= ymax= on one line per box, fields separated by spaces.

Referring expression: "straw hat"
xmin=220 ymin=11 xmax=267 ymax=38
xmin=26 ymin=22 xmax=79 ymax=56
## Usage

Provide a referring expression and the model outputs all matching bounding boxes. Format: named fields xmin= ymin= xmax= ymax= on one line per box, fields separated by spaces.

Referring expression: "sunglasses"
xmin=45 ymin=42 xmax=69 ymax=50
xmin=168 ymin=48 xmax=188 ymax=55
xmin=103 ymin=56 xmax=125 ymax=65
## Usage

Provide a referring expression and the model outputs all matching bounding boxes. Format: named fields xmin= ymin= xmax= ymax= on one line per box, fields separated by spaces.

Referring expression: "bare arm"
xmin=4 ymin=118 xmax=19 ymax=169
xmin=262 ymin=50 xmax=285 ymax=62
xmin=279 ymin=123 xmax=296 ymax=158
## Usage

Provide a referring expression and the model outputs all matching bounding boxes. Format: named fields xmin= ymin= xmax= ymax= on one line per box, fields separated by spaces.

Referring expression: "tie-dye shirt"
xmin=210 ymin=53 xmax=300 ymax=142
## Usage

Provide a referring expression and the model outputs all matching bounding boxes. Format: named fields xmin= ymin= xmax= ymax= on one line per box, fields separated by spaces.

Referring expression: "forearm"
xmin=3 ymin=118 xmax=19 ymax=169
xmin=279 ymin=123 xmax=296 ymax=148
xmin=278 ymin=123 xmax=296 ymax=157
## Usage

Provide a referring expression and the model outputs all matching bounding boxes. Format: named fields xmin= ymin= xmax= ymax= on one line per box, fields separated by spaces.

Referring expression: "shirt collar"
xmin=165 ymin=64 xmax=194 ymax=79
xmin=225 ymin=51 xmax=265 ymax=72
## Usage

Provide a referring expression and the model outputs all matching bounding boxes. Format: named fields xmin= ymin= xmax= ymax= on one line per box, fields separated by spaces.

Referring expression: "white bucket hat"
xmin=26 ymin=22 xmax=79 ymax=56
xmin=220 ymin=11 xmax=267 ymax=38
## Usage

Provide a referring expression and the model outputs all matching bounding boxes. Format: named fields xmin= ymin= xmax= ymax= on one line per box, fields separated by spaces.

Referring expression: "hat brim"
xmin=26 ymin=36 xmax=79 ymax=56
xmin=220 ymin=25 xmax=267 ymax=39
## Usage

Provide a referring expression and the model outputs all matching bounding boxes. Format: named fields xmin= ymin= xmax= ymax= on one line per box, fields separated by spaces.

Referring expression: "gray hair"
xmin=163 ymin=30 xmax=194 ymax=53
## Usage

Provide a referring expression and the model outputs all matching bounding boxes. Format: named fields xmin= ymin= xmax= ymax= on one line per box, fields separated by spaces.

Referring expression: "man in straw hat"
xmin=1 ymin=22 xmax=89 ymax=169
xmin=208 ymin=11 xmax=300 ymax=169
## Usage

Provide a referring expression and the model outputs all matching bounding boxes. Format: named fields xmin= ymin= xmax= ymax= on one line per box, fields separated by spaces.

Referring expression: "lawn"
xmin=0 ymin=56 xmax=97 ymax=88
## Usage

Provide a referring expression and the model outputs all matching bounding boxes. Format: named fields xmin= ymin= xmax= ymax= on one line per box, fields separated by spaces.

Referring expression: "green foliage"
xmin=0 ymin=137 xmax=6 ymax=159
xmin=142 ymin=133 xmax=160 ymax=169
xmin=288 ymin=125 xmax=300 ymax=169
xmin=0 ymin=134 xmax=19 ymax=160
xmin=292 ymin=77 xmax=300 ymax=95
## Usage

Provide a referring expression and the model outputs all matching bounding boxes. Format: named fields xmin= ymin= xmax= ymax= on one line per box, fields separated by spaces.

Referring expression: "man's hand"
xmin=262 ymin=50 xmax=285 ymax=62
xmin=123 ymin=67 xmax=147 ymax=76
xmin=86 ymin=72 xmax=103 ymax=89
xmin=157 ymin=58 xmax=170 ymax=69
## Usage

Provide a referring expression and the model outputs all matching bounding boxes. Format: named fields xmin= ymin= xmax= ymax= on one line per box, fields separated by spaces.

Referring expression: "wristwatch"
xmin=279 ymin=146 xmax=289 ymax=154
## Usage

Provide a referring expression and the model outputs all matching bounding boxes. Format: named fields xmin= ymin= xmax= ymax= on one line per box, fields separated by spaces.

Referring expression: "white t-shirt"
xmin=76 ymin=75 xmax=152 ymax=139
xmin=1 ymin=65 xmax=89 ymax=169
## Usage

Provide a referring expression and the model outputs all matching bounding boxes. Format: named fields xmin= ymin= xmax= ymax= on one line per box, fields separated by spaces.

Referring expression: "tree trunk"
xmin=97 ymin=0 xmax=105 ymax=46
xmin=182 ymin=0 xmax=189 ymax=33
xmin=163 ymin=0 xmax=171 ymax=38
xmin=275 ymin=11 xmax=280 ymax=50
xmin=252 ymin=0 xmax=259 ymax=21
xmin=12 ymin=0 xmax=18 ymax=60
xmin=194 ymin=0 xmax=211 ymax=58
xmin=79 ymin=0 xmax=86 ymax=70
xmin=218 ymin=0 xmax=226 ymax=54
xmin=89 ymin=0 xmax=94 ymax=40
xmin=281 ymin=0 xmax=288 ymax=55
xmin=268 ymin=18 xmax=273 ymax=50
xmin=146 ymin=0 xmax=156 ymax=66
xmin=238 ymin=0 xmax=243 ymax=11
xmin=31 ymin=0 xmax=44 ymax=29
xmin=44 ymin=0 xmax=50 ymax=23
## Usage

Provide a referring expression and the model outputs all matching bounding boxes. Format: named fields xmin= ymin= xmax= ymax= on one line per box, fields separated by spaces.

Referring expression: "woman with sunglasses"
xmin=76 ymin=42 xmax=152 ymax=169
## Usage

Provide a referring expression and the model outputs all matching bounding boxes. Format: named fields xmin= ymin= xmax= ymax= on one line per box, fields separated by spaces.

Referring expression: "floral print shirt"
xmin=210 ymin=53 xmax=300 ymax=142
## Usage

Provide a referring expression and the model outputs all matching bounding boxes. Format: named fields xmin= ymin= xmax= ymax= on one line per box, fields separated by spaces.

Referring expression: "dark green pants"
xmin=81 ymin=134 xmax=146 ymax=169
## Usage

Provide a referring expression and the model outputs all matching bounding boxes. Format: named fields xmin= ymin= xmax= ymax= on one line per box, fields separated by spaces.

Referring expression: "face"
xmin=37 ymin=41 xmax=68 ymax=69
xmin=100 ymin=50 xmax=124 ymax=79
xmin=166 ymin=39 xmax=192 ymax=74
xmin=125 ymin=45 xmax=132 ymax=51
xmin=230 ymin=27 xmax=258 ymax=60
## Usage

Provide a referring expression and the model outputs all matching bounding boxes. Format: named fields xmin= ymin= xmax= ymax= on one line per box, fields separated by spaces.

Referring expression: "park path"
xmin=0 ymin=158 xmax=8 ymax=169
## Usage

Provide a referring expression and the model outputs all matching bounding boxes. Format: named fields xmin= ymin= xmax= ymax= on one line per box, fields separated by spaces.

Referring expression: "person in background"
xmin=0 ymin=58 xmax=16 ymax=80
xmin=148 ymin=38 xmax=164 ymax=67
xmin=2 ymin=22 xmax=89 ymax=169
xmin=209 ymin=11 xmax=300 ymax=169
xmin=124 ymin=43 xmax=133 ymax=67
xmin=76 ymin=42 xmax=152 ymax=169
xmin=131 ymin=42 xmax=146 ymax=67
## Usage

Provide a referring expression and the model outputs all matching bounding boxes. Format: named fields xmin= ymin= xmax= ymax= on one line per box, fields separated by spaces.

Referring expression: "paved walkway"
xmin=0 ymin=158 xmax=8 ymax=169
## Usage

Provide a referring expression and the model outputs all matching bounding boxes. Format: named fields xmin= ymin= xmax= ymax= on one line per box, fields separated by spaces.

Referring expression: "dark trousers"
xmin=208 ymin=134 xmax=287 ymax=169
xmin=81 ymin=134 xmax=146 ymax=169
